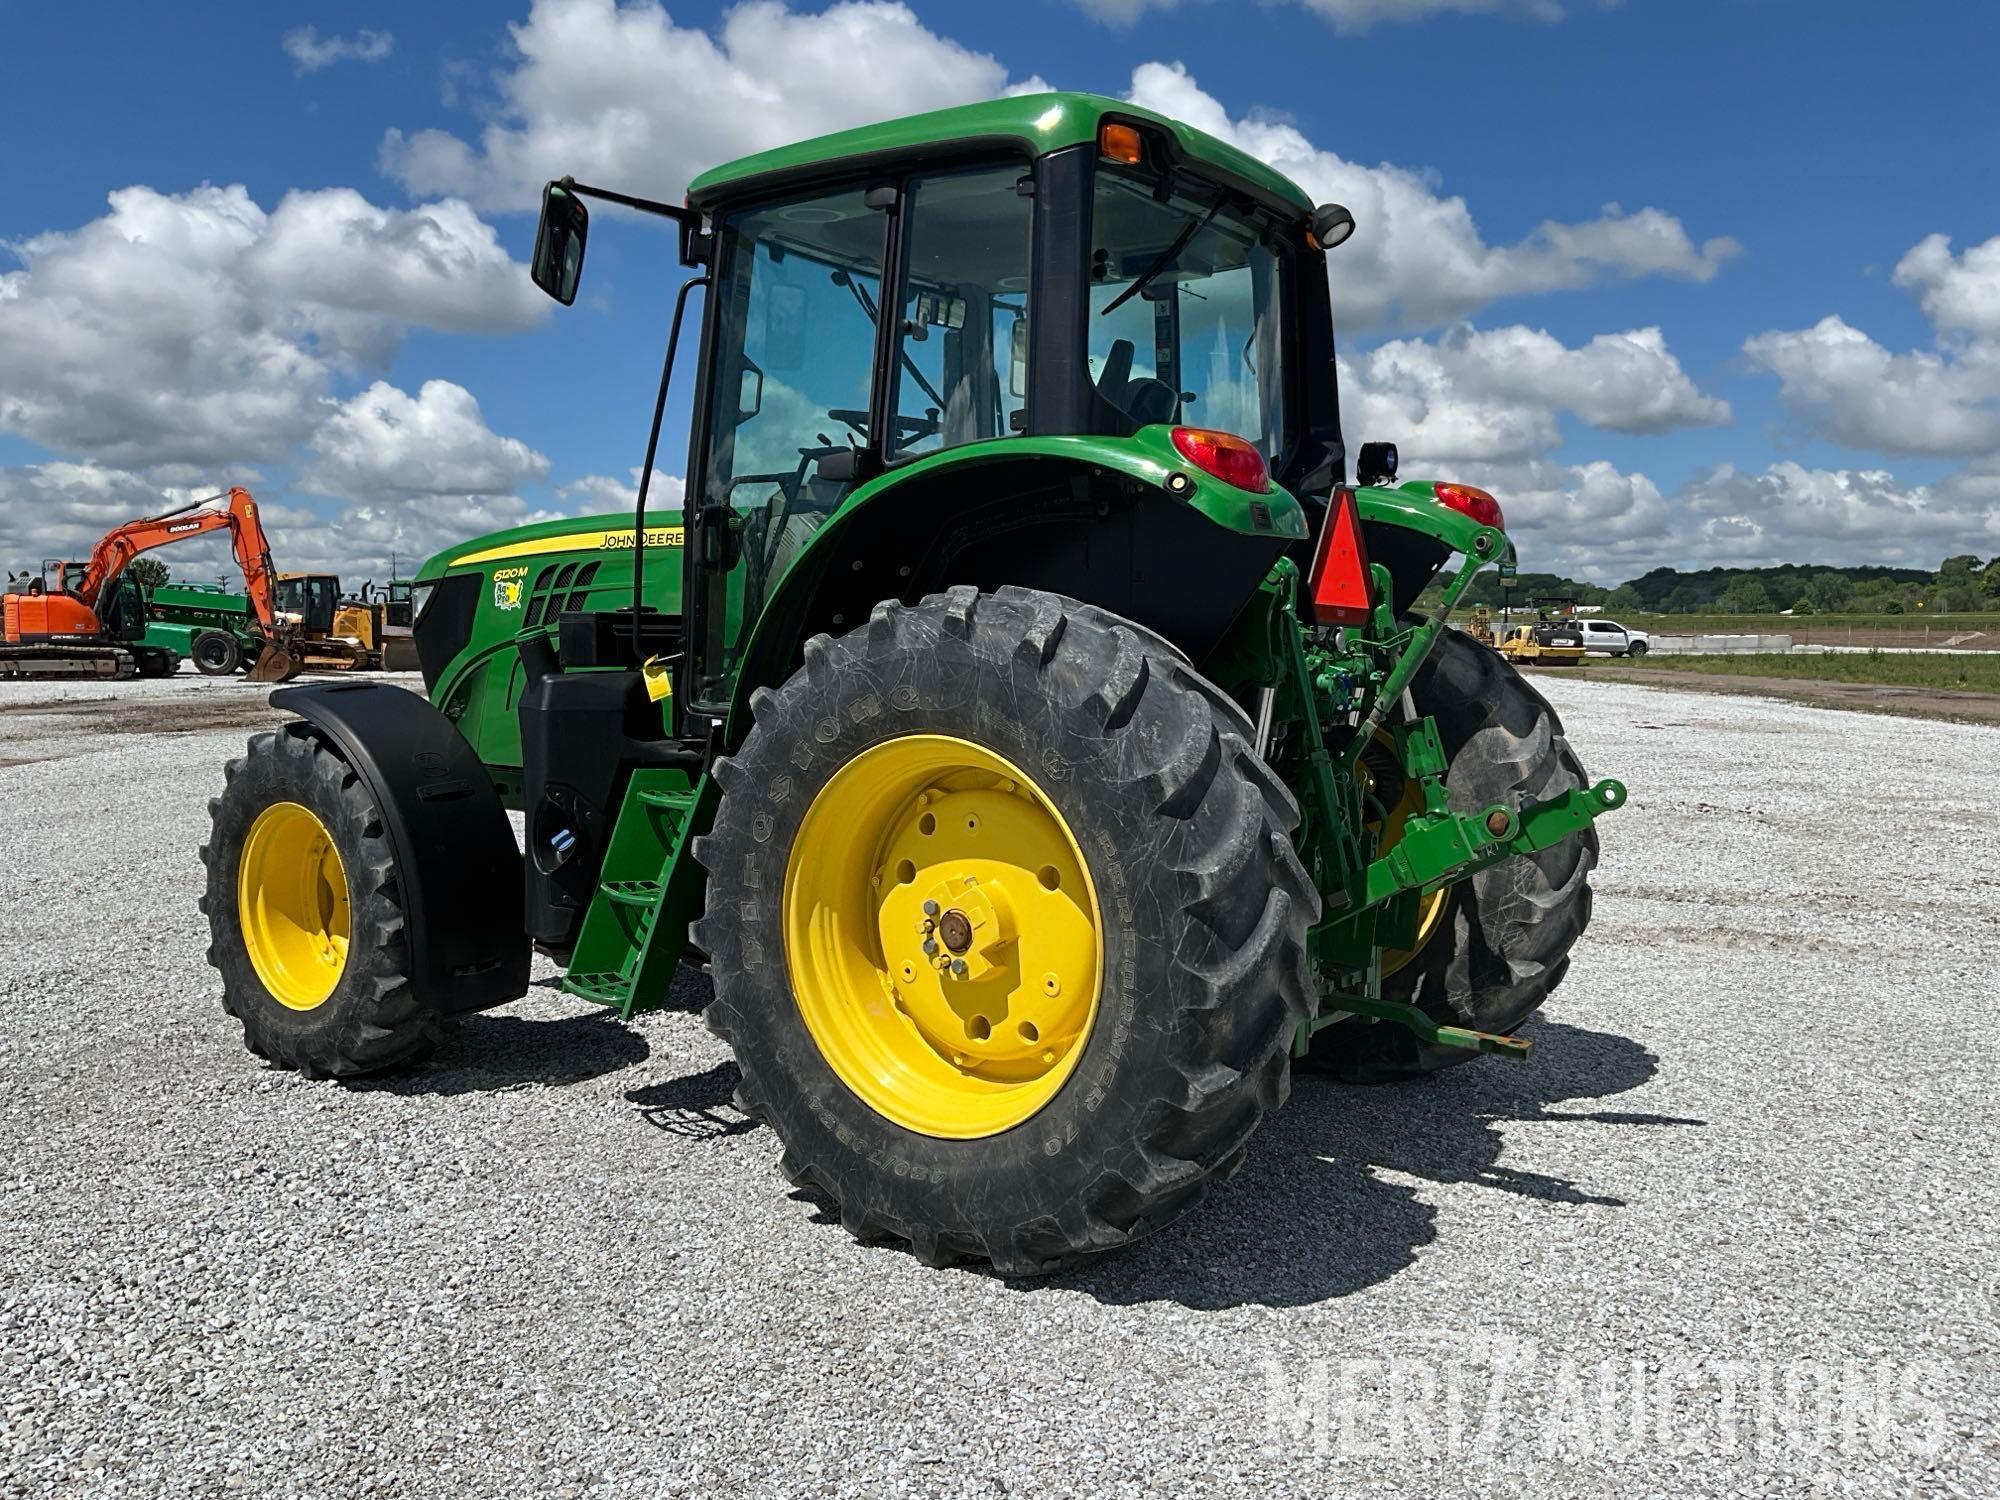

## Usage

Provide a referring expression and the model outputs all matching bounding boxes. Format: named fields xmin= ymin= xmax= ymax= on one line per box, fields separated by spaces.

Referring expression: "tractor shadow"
xmin=347 ymin=1009 xmax=650 ymax=1096
xmin=1053 ymin=1019 xmax=1695 ymax=1310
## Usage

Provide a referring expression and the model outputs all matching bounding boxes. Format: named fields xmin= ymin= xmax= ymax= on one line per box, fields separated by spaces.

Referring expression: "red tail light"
xmin=1308 ymin=486 xmax=1373 ymax=625
xmin=1433 ymin=482 xmax=1504 ymax=529
xmin=1171 ymin=427 xmax=1271 ymax=494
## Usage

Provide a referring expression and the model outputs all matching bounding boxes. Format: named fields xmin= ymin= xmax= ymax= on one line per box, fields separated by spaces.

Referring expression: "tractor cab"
xmin=529 ymin=96 xmax=1348 ymax=717
xmin=383 ymin=579 xmax=414 ymax=630
xmin=275 ymin=573 xmax=340 ymax=636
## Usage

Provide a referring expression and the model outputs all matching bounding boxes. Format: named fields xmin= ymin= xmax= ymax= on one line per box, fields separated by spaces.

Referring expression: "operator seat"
xmin=1095 ymin=338 xmax=1180 ymax=429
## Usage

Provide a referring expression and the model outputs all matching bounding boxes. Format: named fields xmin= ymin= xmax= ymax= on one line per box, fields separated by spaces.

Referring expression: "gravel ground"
xmin=2 ymin=671 xmax=1995 ymax=1498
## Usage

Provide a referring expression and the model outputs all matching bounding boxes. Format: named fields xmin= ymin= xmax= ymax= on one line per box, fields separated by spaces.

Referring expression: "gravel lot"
xmin=2 ymin=672 xmax=1995 ymax=1497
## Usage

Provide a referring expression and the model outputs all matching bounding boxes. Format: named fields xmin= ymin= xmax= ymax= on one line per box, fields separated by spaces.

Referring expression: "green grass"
xmin=1609 ymin=651 xmax=2000 ymax=693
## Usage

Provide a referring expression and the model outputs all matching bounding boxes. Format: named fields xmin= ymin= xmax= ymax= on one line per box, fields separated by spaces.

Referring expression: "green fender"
xmin=1356 ymin=478 xmax=1517 ymax=568
xmin=720 ymin=426 xmax=1310 ymax=739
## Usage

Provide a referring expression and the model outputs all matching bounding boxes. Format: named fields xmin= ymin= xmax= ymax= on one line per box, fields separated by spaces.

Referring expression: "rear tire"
xmin=1309 ymin=631 xmax=1598 ymax=1082
xmin=192 ymin=631 xmax=242 ymax=676
xmin=694 ymin=586 xmax=1317 ymax=1273
xmin=200 ymin=726 xmax=453 ymax=1076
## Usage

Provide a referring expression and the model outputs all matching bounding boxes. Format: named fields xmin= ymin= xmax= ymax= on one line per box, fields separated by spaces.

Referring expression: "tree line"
xmin=1468 ymin=557 xmax=2000 ymax=616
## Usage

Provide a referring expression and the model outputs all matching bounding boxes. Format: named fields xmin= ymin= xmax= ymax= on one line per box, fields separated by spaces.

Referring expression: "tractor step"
xmin=562 ymin=970 xmax=636 ymax=1008
xmin=559 ymin=771 xmax=715 ymax=1020
xmin=599 ymin=880 xmax=665 ymax=909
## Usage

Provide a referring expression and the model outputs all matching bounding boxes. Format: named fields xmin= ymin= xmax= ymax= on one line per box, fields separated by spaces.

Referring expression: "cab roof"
xmin=686 ymin=91 xmax=1313 ymax=216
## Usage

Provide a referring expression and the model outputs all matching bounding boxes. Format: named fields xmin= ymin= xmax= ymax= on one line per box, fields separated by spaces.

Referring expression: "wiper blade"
xmin=1099 ymin=199 xmax=1225 ymax=318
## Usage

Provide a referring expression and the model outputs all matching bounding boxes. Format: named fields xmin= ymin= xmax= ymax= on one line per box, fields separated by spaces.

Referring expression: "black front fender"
xmin=270 ymin=680 xmax=529 ymax=1014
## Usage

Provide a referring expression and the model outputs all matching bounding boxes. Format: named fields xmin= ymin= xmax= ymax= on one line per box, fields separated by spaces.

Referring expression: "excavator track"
xmin=0 ymin=644 xmax=139 ymax=680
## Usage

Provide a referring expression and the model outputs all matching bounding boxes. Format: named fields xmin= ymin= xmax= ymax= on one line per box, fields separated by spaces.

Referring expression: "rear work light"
xmin=1432 ymin=481 xmax=1505 ymax=530
xmin=1170 ymin=427 xmax=1271 ymax=494
xmin=1308 ymin=485 xmax=1373 ymax=626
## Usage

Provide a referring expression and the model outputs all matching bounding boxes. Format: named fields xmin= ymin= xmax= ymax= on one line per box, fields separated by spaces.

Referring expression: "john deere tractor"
xmin=202 ymin=94 xmax=1623 ymax=1273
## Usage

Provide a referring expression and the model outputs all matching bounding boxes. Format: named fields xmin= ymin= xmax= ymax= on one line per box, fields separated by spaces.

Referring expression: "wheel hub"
xmin=237 ymin=800 xmax=351 ymax=1011
xmin=783 ymin=736 xmax=1103 ymax=1139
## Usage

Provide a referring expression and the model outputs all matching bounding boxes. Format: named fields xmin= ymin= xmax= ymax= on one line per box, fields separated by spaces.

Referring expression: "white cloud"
xmin=0 ymin=183 xmax=544 ymax=468
xmin=558 ymin=468 xmax=686 ymax=512
xmin=1681 ymin=461 xmax=2000 ymax=569
xmin=1893 ymin=232 xmax=2000 ymax=341
xmin=1445 ymin=325 xmax=1729 ymax=433
xmin=282 ymin=26 xmax=395 ymax=73
xmin=1340 ymin=322 xmax=1726 ymax=464
xmin=252 ymin=190 xmax=546 ymax=355
xmin=300 ymin=380 xmax=551 ymax=503
xmin=1084 ymin=0 xmax=1586 ymax=25
xmin=382 ymin=0 xmax=1027 ymax=211
xmin=310 ymin=496 xmax=567 ymax=579
xmin=1743 ymin=315 xmax=2000 ymax=457
xmin=375 ymin=4 xmax=1724 ymax=335
xmin=1127 ymin=63 xmax=1737 ymax=331
xmin=1745 ymin=229 xmax=2000 ymax=460
xmin=0 ymin=463 xmax=195 ymax=581
xmin=1428 ymin=456 xmax=2000 ymax=581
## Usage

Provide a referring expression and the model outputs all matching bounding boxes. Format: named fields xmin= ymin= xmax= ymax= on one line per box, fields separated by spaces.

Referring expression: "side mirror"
xmin=1356 ymin=440 xmax=1399 ymax=488
xmin=531 ymin=182 xmax=590 ymax=305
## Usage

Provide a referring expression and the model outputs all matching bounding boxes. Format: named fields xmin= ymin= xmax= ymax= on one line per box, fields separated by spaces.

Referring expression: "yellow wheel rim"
xmin=784 ymin=735 xmax=1103 ymax=1139
xmin=237 ymin=801 xmax=351 ymax=1011
xmin=1360 ymin=743 xmax=1450 ymax=979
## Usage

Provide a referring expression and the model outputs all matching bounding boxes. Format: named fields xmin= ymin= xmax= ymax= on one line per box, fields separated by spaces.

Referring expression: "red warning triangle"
xmin=1309 ymin=486 xmax=1374 ymax=625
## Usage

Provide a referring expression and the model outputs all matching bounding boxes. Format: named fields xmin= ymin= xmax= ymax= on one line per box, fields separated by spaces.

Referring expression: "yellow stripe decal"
xmin=450 ymin=527 xmax=686 ymax=568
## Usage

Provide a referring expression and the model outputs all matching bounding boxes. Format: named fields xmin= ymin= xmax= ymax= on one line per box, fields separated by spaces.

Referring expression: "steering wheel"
xmin=826 ymin=408 xmax=942 ymax=443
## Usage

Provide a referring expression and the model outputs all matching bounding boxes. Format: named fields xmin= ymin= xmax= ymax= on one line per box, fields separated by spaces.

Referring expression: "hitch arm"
xmin=1361 ymin=778 xmax=1627 ymax=910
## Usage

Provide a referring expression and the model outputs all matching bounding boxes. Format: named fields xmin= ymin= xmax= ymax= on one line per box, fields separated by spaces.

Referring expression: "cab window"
xmin=887 ymin=163 xmax=1034 ymax=460
xmin=1088 ymin=169 xmax=1290 ymax=462
xmin=696 ymin=184 xmax=887 ymax=702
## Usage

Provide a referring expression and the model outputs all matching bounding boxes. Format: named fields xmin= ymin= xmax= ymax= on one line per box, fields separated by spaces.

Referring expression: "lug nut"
xmin=922 ymin=899 xmax=940 ymax=917
xmin=922 ymin=939 xmax=939 ymax=957
xmin=951 ymin=959 xmax=969 ymax=979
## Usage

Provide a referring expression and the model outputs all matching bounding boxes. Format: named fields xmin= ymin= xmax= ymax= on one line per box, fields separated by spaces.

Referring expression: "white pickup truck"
xmin=1578 ymin=618 xmax=1651 ymax=656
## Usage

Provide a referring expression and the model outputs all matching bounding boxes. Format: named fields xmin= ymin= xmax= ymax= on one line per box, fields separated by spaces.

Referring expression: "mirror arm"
xmin=558 ymin=176 xmax=710 ymax=267
xmin=559 ymin=176 xmax=701 ymax=232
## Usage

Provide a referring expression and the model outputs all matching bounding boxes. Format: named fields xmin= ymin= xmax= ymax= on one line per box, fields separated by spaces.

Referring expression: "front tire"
xmin=694 ymin=586 xmax=1316 ymax=1274
xmin=200 ymin=726 xmax=452 ymax=1076
xmin=1310 ymin=631 xmax=1598 ymax=1082
xmin=1626 ymin=640 xmax=1649 ymax=657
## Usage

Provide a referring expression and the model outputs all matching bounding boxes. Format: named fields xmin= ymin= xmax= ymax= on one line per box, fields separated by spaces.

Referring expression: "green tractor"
xmin=201 ymin=94 xmax=1623 ymax=1273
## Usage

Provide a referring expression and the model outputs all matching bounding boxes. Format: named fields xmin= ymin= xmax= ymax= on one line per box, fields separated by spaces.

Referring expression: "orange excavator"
xmin=2 ymin=488 xmax=303 ymax=682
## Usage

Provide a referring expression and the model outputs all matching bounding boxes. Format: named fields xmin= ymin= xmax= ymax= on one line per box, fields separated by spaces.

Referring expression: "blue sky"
xmin=3 ymin=0 xmax=1997 ymax=584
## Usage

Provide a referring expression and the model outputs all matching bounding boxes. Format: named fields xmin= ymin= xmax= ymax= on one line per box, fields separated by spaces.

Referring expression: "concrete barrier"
xmin=1650 ymin=634 xmax=1795 ymax=655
